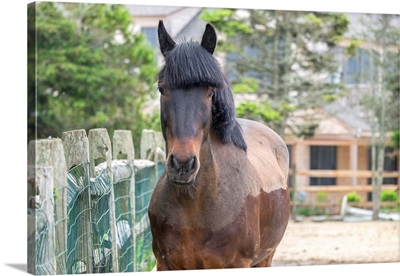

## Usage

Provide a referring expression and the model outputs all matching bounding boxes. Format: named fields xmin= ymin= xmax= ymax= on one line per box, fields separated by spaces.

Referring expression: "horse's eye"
xmin=208 ymin=89 xmax=215 ymax=98
xmin=158 ymin=87 xmax=165 ymax=95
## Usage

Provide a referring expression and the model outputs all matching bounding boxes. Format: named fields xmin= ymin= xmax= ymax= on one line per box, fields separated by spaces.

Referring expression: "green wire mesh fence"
xmin=28 ymin=129 xmax=165 ymax=275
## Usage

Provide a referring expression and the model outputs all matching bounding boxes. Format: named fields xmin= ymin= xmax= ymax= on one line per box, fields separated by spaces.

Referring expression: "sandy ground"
xmin=272 ymin=220 xmax=400 ymax=266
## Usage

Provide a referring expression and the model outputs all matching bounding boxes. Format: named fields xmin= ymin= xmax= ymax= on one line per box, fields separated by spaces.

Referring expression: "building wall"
xmin=294 ymin=143 xmax=309 ymax=188
xmin=337 ymin=145 xmax=350 ymax=186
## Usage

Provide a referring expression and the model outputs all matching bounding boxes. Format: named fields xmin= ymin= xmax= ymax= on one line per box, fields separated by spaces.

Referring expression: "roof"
xmin=127 ymin=5 xmax=183 ymax=16
xmin=128 ymin=5 xmax=203 ymax=39
xmin=174 ymin=10 xmax=205 ymax=42
xmin=323 ymin=98 xmax=372 ymax=134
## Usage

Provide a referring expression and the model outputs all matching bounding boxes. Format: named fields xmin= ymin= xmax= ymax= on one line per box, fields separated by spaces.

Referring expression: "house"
xmin=129 ymin=5 xmax=399 ymax=210
xmin=127 ymin=5 xmax=206 ymax=64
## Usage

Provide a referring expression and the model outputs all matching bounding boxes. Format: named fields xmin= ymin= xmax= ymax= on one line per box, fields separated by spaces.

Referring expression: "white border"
xmin=0 ymin=0 xmax=398 ymax=275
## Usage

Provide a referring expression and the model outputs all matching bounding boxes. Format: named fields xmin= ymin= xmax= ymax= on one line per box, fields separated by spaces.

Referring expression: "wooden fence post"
xmin=89 ymin=129 xmax=119 ymax=272
xmin=140 ymin=129 xmax=165 ymax=161
xmin=62 ymin=129 xmax=93 ymax=274
xmin=140 ymin=129 xmax=166 ymax=186
xmin=112 ymin=130 xmax=136 ymax=272
xmin=140 ymin=130 xmax=156 ymax=160
xmin=28 ymin=139 xmax=68 ymax=275
xmin=27 ymin=165 xmax=56 ymax=275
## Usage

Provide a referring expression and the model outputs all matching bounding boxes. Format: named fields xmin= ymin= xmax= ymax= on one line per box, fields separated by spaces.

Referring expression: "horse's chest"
xmin=158 ymin=219 xmax=257 ymax=269
xmin=152 ymin=197 xmax=261 ymax=269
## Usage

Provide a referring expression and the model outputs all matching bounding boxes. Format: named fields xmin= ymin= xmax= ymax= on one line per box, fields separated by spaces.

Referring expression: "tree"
xmin=28 ymin=3 xmax=159 ymax=149
xmin=201 ymin=9 xmax=350 ymax=137
xmin=355 ymin=14 xmax=399 ymax=219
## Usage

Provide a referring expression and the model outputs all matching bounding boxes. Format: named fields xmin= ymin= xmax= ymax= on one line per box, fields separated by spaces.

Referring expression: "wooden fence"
xmin=27 ymin=128 xmax=165 ymax=275
xmin=290 ymin=166 xmax=399 ymax=214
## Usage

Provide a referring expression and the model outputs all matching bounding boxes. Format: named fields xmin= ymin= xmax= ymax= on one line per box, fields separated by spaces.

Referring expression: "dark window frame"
xmin=310 ymin=146 xmax=337 ymax=186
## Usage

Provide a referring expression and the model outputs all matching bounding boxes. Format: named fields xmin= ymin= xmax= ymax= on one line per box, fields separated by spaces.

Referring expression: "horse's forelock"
xmin=162 ymin=42 xmax=225 ymax=89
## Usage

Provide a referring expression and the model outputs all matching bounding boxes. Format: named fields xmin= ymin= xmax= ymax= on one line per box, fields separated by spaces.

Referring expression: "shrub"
xmin=316 ymin=192 xmax=328 ymax=203
xmin=381 ymin=191 xmax=399 ymax=202
xmin=347 ymin=192 xmax=361 ymax=203
xmin=296 ymin=206 xmax=311 ymax=217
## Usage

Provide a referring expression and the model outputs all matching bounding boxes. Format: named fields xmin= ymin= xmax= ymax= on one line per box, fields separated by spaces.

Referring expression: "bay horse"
xmin=148 ymin=20 xmax=291 ymax=270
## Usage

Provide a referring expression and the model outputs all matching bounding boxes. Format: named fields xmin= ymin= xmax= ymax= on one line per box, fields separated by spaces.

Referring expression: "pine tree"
xmin=28 ymin=3 xmax=159 ymax=148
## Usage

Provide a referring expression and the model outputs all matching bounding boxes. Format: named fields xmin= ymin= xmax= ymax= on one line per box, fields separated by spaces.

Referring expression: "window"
xmin=343 ymin=48 xmax=372 ymax=85
xmin=368 ymin=147 xmax=398 ymax=184
xmin=310 ymin=146 xmax=337 ymax=186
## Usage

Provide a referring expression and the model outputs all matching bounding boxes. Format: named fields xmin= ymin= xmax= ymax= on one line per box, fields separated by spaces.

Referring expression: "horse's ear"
xmin=158 ymin=20 xmax=176 ymax=56
xmin=201 ymin=23 xmax=217 ymax=55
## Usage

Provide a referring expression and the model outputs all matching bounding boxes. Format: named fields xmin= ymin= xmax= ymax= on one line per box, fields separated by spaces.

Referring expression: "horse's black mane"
xmin=158 ymin=41 xmax=247 ymax=152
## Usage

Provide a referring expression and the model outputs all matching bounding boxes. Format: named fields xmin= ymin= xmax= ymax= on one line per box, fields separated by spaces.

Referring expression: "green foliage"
xmin=390 ymin=131 xmax=400 ymax=149
xmin=322 ymin=93 xmax=338 ymax=103
xmin=381 ymin=191 xmax=398 ymax=202
xmin=232 ymin=77 xmax=259 ymax=93
xmin=347 ymin=192 xmax=361 ymax=203
xmin=345 ymin=38 xmax=361 ymax=57
xmin=236 ymin=101 xmax=282 ymax=124
xmin=53 ymin=187 xmax=59 ymax=202
xmin=201 ymin=9 xmax=252 ymax=37
xmin=296 ymin=206 xmax=311 ymax=217
xmin=295 ymin=206 xmax=329 ymax=217
xmin=326 ymin=13 xmax=350 ymax=46
xmin=29 ymin=2 xmax=158 ymax=149
xmin=293 ymin=123 xmax=319 ymax=138
xmin=201 ymin=9 xmax=350 ymax=136
xmin=316 ymin=192 xmax=328 ymax=203
xmin=305 ymin=13 xmax=323 ymax=26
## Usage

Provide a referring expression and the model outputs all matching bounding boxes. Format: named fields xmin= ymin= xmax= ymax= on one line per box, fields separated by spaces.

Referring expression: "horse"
xmin=148 ymin=20 xmax=291 ymax=270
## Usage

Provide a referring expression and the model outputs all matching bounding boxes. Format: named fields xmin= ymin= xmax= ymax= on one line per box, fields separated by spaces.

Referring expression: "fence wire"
xmin=31 ymin=159 xmax=164 ymax=274
xmin=28 ymin=166 xmax=69 ymax=276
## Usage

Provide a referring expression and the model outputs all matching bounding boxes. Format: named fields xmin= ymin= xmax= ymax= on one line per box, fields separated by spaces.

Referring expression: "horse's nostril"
xmin=171 ymin=155 xmax=180 ymax=169
xmin=169 ymin=155 xmax=197 ymax=173
xmin=188 ymin=157 xmax=196 ymax=171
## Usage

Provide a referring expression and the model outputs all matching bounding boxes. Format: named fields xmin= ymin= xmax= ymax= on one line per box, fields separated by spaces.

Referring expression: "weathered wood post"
xmin=89 ymin=129 xmax=119 ymax=272
xmin=62 ymin=129 xmax=93 ymax=274
xmin=112 ymin=130 xmax=136 ymax=272
xmin=140 ymin=129 xmax=157 ymax=160
xmin=27 ymin=165 xmax=56 ymax=275
xmin=28 ymin=139 xmax=68 ymax=275
xmin=140 ymin=129 xmax=165 ymax=184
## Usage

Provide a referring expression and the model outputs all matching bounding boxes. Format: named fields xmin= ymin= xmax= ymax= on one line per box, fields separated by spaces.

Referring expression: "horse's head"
xmin=157 ymin=20 xmax=246 ymax=186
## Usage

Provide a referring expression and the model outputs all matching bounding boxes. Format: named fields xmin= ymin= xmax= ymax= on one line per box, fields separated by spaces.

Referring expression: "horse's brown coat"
xmin=149 ymin=119 xmax=291 ymax=270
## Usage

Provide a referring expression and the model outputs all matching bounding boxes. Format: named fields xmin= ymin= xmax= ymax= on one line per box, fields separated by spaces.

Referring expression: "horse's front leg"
xmin=151 ymin=239 xmax=170 ymax=271
xmin=251 ymin=249 xmax=276 ymax=267
xmin=155 ymin=258 xmax=169 ymax=271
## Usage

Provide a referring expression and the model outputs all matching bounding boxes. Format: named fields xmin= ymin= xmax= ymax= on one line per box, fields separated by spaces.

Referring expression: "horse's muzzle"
xmin=166 ymin=155 xmax=199 ymax=184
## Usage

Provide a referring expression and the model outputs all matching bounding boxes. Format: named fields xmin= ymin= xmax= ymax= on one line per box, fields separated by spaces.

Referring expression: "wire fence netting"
xmin=31 ymin=159 xmax=164 ymax=274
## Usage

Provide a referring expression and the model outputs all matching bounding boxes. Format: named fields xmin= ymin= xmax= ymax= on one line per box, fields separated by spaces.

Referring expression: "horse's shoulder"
xmin=237 ymin=118 xmax=289 ymax=190
xmin=237 ymin=118 xmax=287 ymax=151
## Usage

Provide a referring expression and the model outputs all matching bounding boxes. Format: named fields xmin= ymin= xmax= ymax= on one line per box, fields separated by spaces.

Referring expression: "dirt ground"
xmin=272 ymin=219 xmax=400 ymax=266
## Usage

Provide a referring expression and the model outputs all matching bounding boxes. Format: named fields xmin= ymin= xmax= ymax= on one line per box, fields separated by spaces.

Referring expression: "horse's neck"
xmin=177 ymin=132 xmax=250 ymax=229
